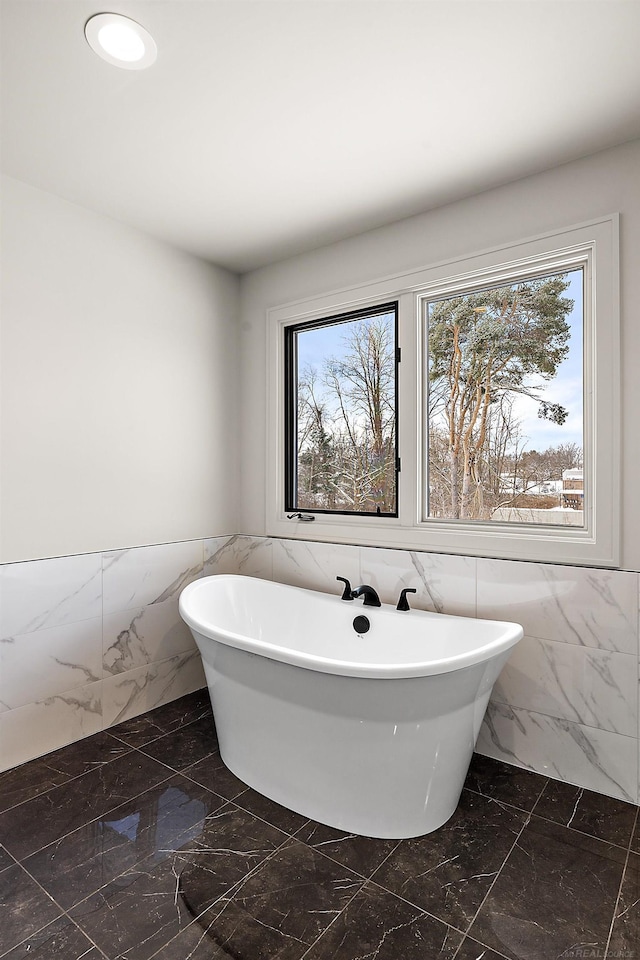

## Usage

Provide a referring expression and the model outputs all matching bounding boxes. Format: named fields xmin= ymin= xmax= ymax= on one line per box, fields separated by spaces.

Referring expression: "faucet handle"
xmin=336 ymin=576 xmax=354 ymax=601
xmin=396 ymin=588 xmax=417 ymax=611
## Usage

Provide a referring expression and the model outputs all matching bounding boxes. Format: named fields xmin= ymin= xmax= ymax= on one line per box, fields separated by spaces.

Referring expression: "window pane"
xmin=426 ymin=269 xmax=584 ymax=526
xmin=288 ymin=305 xmax=397 ymax=515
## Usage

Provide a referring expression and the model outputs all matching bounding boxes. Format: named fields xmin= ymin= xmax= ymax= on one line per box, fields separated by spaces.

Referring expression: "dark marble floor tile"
xmin=0 ymin=843 xmax=16 ymax=872
xmin=0 ymin=751 xmax=172 ymax=860
xmin=0 ymin=863 xmax=62 ymax=955
xmin=24 ymin=774 xmax=224 ymax=910
xmin=139 ymin=715 xmax=218 ymax=771
xmin=144 ymin=688 xmax=212 ymax=735
xmin=464 ymin=753 xmax=547 ymax=812
xmin=181 ymin=798 xmax=289 ymax=872
xmin=182 ymin=752 xmax=248 ymax=801
xmin=107 ymin=690 xmax=212 ymax=749
xmin=158 ymin=837 xmax=365 ymax=960
xmin=305 ymin=881 xmax=463 ymax=959
xmin=534 ymin=779 xmax=638 ymax=848
xmin=68 ymin=856 xmax=206 ymax=960
xmin=0 ymin=737 xmax=132 ymax=818
xmin=372 ymin=789 xmax=527 ymax=930
xmin=235 ymin=786 xmax=310 ymax=835
xmin=69 ymin=802 xmax=287 ymax=960
xmin=144 ymin=909 xmax=245 ymax=960
xmin=296 ymin=819 xmax=399 ymax=877
xmin=37 ymin=731 xmax=132 ymax=781
xmin=455 ymin=937 xmax=514 ymax=960
xmin=106 ymin=713 xmax=168 ymax=748
xmin=626 ymin=808 xmax=639 ymax=854
xmin=469 ymin=815 xmax=627 ymax=960
xmin=3 ymin=914 xmax=104 ymax=959
xmin=607 ymin=851 xmax=640 ymax=958
xmin=0 ymin=757 xmax=69 ymax=815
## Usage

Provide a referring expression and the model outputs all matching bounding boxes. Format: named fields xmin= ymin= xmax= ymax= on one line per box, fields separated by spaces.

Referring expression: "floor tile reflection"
xmin=24 ymin=774 xmax=224 ymax=910
xmin=1 ymin=688 xmax=637 ymax=960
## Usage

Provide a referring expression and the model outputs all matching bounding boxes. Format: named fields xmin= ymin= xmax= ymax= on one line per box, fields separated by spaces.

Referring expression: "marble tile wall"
xmin=0 ymin=540 xmax=217 ymax=772
xmin=201 ymin=535 xmax=640 ymax=805
xmin=2 ymin=533 xmax=639 ymax=808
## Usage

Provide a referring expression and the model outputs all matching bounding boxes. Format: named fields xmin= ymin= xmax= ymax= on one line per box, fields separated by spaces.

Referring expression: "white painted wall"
xmin=0 ymin=176 xmax=240 ymax=562
xmin=239 ymin=140 xmax=640 ymax=572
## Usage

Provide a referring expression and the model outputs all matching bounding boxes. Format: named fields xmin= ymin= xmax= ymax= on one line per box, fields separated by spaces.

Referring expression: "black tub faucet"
xmin=351 ymin=584 xmax=382 ymax=607
xmin=336 ymin=577 xmax=353 ymax=600
xmin=396 ymin=588 xmax=417 ymax=611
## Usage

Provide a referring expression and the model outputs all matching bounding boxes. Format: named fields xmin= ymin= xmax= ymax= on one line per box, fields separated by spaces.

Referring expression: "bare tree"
xmin=295 ymin=314 xmax=396 ymax=513
xmin=324 ymin=315 xmax=396 ymax=511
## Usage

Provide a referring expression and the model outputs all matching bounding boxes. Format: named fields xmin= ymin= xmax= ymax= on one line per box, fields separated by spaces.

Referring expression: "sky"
xmin=501 ymin=269 xmax=583 ymax=451
xmin=295 ymin=269 xmax=584 ymax=453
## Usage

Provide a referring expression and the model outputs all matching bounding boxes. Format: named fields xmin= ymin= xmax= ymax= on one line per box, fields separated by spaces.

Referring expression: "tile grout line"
xmin=448 ymin=778 xmax=559 ymax=960
xmin=296 ymin=783 xmax=558 ymax=957
xmin=295 ymin=861 xmax=382 ymax=960
xmin=0 ymin=860 xmax=108 ymax=960
xmin=0 ymin=864 xmax=62 ymax=959
xmin=0 ymin=735 xmax=138 ymax=817
xmin=0 ymin=844 xmax=17 ymax=871
xmin=378 ymin=889 xmax=475 ymax=954
xmin=2 ymin=761 xmax=177 ymax=865
xmin=602 ymin=804 xmax=639 ymax=958
xmin=132 ymin=718 xmax=217 ymax=756
xmin=456 ymin=789 xmax=546 ymax=952
xmin=315 ymin=839 xmax=472 ymax=955
xmin=451 ymin=933 xmax=514 ymax=960
xmin=20 ymin=797 xmax=242 ymax=940
xmin=0 ymin=703 xmax=212 ymax=818
xmin=42 ymin=803 xmax=295 ymax=960
xmin=462 ymin=783 xmax=549 ymax=820
xmin=45 ymin=807 xmax=265 ymax=948
xmin=447 ymin=782 xmax=552 ymax=960
xmin=6 ymin=695 xmax=637 ymax=958
xmin=486 ymin=693 xmax=640 ymax=745
xmin=484 ymin=768 xmax=639 ymax=855
xmin=0 ymin=750 xmax=135 ymax=819
xmin=603 ymin=845 xmax=633 ymax=960
xmin=144 ymin=824 xmax=299 ymax=960
xmin=229 ymin=794 xmax=312 ymax=840
xmin=359 ymin=871 xmax=469 ymax=943
xmin=0 ymin=694 xmax=211 ymax=817
xmin=152 ymin=819 xmax=410 ymax=960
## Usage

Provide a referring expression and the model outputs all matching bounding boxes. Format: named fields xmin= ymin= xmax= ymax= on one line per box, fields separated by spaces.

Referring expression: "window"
xmin=267 ymin=216 xmax=619 ymax=566
xmin=424 ymin=266 xmax=585 ymax=528
xmin=285 ymin=303 xmax=399 ymax=516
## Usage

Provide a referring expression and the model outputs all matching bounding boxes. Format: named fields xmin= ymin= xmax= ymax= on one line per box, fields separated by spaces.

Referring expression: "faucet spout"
xmin=351 ymin=584 xmax=381 ymax=607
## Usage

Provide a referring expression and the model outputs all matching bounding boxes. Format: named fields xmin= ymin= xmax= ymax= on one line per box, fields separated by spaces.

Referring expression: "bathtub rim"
xmin=179 ymin=575 xmax=523 ymax=680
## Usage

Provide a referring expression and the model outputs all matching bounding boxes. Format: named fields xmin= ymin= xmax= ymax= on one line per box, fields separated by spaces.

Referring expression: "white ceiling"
xmin=2 ymin=1 xmax=639 ymax=273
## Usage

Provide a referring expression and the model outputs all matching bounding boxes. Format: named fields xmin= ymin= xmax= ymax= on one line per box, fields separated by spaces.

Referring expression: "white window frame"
xmin=266 ymin=215 xmax=619 ymax=567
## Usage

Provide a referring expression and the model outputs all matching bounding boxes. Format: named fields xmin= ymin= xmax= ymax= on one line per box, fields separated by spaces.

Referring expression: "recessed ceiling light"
xmin=85 ymin=13 xmax=157 ymax=70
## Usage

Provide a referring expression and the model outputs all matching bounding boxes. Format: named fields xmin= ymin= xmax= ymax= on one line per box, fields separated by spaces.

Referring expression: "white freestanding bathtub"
xmin=179 ymin=575 xmax=523 ymax=839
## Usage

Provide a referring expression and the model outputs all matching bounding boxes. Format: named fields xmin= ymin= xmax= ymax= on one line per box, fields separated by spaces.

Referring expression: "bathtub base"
xmin=195 ymin=633 xmax=509 ymax=839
